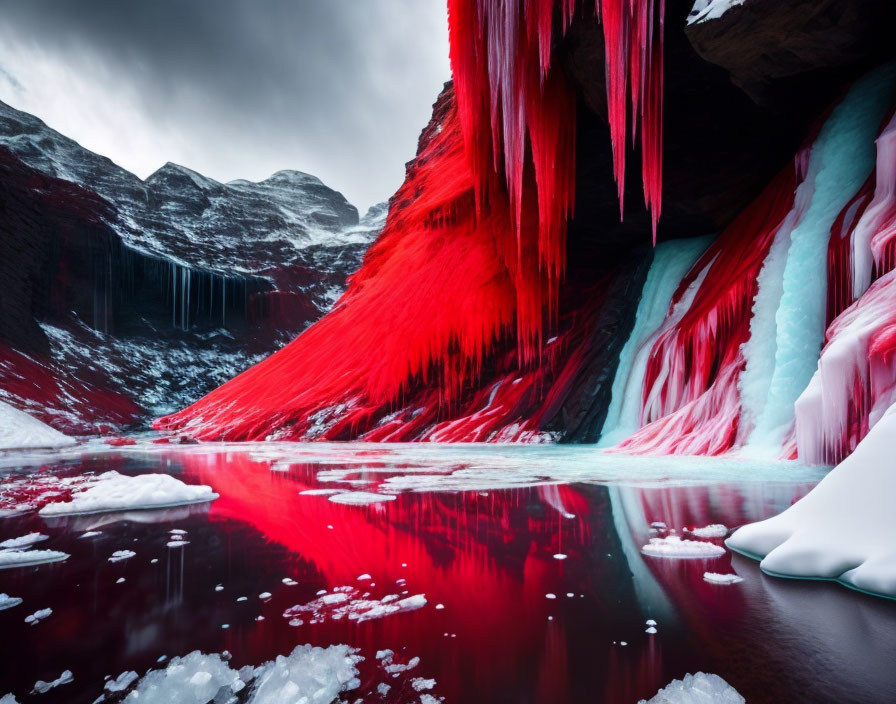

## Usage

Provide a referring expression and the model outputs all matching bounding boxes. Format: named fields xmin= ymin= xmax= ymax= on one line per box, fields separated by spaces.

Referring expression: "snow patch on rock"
xmin=0 ymin=401 xmax=75 ymax=451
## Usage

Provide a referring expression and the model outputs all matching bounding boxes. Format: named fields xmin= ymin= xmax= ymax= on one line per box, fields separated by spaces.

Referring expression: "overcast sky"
xmin=0 ymin=0 xmax=451 ymax=211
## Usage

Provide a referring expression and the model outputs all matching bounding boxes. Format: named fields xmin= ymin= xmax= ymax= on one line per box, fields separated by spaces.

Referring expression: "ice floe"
xmin=0 ymin=549 xmax=69 ymax=569
xmin=32 ymin=670 xmax=73 ymax=694
xmin=328 ymin=491 xmax=396 ymax=505
xmin=0 ymin=593 xmax=22 ymax=610
xmin=24 ymin=607 xmax=52 ymax=625
xmin=687 ymin=524 xmax=728 ymax=539
xmin=108 ymin=550 xmax=136 ymax=563
xmin=641 ymin=536 xmax=726 ymax=558
xmin=638 ymin=672 xmax=744 ymax=703
xmin=39 ymin=471 xmax=217 ymax=516
xmin=703 ymin=572 xmax=744 ymax=585
xmin=0 ymin=532 xmax=48 ymax=549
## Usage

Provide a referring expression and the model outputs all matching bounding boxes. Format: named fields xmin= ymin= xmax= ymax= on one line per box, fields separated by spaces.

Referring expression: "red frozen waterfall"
xmin=156 ymin=0 xmax=666 ymax=442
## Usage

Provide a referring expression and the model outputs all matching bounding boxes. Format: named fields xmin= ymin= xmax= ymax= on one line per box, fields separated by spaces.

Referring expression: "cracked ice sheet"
xmin=2 ymin=441 xmax=827 ymax=499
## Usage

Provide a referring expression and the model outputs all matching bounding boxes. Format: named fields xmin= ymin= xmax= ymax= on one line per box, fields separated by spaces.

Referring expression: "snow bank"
xmin=642 ymin=536 xmax=725 ymax=559
xmin=729 ymin=401 xmax=896 ymax=597
xmin=0 ymin=401 xmax=75 ymax=451
xmin=39 ymin=471 xmax=217 ymax=516
xmin=0 ymin=549 xmax=69 ymax=569
xmin=639 ymin=672 xmax=744 ymax=703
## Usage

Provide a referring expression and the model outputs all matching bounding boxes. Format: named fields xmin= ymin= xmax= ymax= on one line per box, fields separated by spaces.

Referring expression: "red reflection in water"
xmin=179 ymin=452 xmax=609 ymax=702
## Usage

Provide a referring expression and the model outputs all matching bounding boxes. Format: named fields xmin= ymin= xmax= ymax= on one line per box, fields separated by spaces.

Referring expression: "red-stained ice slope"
xmin=157 ymin=0 xmax=665 ymax=441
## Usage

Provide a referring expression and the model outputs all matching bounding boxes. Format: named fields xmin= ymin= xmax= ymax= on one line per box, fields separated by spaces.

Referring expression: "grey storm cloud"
xmin=0 ymin=0 xmax=451 ymax=210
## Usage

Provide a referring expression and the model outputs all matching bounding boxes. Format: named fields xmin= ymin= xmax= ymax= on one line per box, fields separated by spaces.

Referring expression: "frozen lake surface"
xmin=0 ymin=441 xmax=893 ymax=703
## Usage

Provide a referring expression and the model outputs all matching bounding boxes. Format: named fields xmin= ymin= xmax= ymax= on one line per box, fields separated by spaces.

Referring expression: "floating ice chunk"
xmin=284 ymin=590 xmax=425 ymax=625
xmin=39 ymin=471 xmax=217 ymax=516
xmin=650 ymin=522 xmax=667 ymax=530
xmin=384 ymin=656 xmax=419 ymax=674
xmin=420 ymin=696 xmax=440 ymax=704
xmin=357 ymin=573 xmax=372 ymax=581
xmin=167 ymin=540 xmax=189 ymax=548
xmin=282 ymin=577 xmax=297 ymax=586
xmin=169 ymin=529 xmax=188 ymax=535
xmin=105 ymin=671 xmax=138 ymax=693
xmin=32 ymin=670 xmax=72 ymax=694
xmin=545 ymin=593 xmax=556 ymax=599
xmin=553 ymin=553 xmax=567 ymax=560
xmin=0 ymin=694 xmax=19 ymax=703
xmin=0 ymin=400 xmax=76 ymax=451
xmin=249 ymin=644 xmax=361 ymax=703
xmin=300 ymin=489 xmax=344 ymax=496
xmin=0 ymin=593 xmax=22 ymax=610
xmin=376 ymin=649 xmax=394 ymax=660
xmin=641 ymin=536 xmax=725 ymax=558
xmin=328 ymin=492 xmax=397 ymax=505
xmin=109 ymin=550 xmax=136 ymax=563
xmin=79 ymin=531 xmax=102 ymax=539
xmin=122 ymin=651 xmax=241 ymax=703
xmin=687 ymin=524 xmax=728 ymax=539
xmin=116 ymin=578 xmax=125 ymax=584
xmin=215 ymin=585 xmax=224 ymax=592
xmin=411 ymin=677 xmax=436 ymax=691
xmin=259 ymin=592 xmax=272 ymax=600
xmin=703 ymin=572 xmax=744 ymax=585
xmin=377 ymin=683 xmax=391 ymax=695
xmin=320 ymin=593 xmax=349 ymax=605
xmin=638 ymin=672 xmax=744 ymax=703
xmin=24 ymin=608 xmax=52 ymax=625
xmin=646 ymin=627 xmax=657 ymax=634
xmin=435 ymin=603 xmax=445 ymax=610
xmin=646 ymin=619 xmax=657 ymax=626
xmin=0 ymin=532 xmax=49 ymax=549
xmin=0 ymin=549 xmax=69 ymax=569
xmin=237 ymin=597 xmax=248 ymax=602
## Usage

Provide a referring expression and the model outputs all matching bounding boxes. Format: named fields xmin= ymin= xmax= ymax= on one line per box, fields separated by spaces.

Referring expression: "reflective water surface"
xmin=0 ymin=443 xmax=893 ymax=703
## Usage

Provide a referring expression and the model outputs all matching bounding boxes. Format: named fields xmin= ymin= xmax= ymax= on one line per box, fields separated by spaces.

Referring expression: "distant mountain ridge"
xmin=0 ymin=98 xmax=385 ymax=431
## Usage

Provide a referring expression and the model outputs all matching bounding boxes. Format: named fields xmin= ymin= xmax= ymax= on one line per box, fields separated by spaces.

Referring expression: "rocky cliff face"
xmin=0 ymin=100 xmax=382 ymax=431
